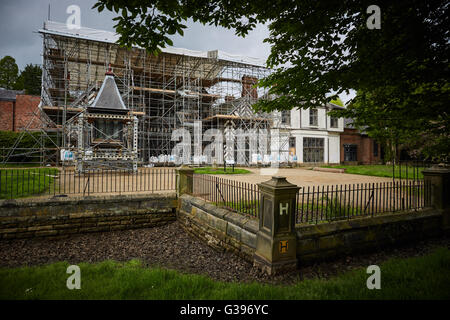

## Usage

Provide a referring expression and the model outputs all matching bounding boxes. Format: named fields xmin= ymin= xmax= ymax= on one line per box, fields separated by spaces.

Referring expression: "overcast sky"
xmin=0 ymin=0 xmax=353 ymax=103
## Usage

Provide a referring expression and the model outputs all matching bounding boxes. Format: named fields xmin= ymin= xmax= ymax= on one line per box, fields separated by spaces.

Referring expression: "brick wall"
xmin=340 ymin=128 xmax=381 ymax=164
xmin=0 ymin=101 xmax=14 ymax=131
xmin=0 ymin=94 xmax=41 ymax=132
xmin=14 ymin=95 xmax=41 ymax=131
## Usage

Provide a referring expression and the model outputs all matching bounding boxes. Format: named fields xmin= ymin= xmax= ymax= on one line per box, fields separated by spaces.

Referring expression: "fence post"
xmin=176 ymin=165 xmax=194 ymax=197
xmin=422 ymin=164 xmax=450 ymax=231
xmin=254 ymin=176 xmax=299 ymax=275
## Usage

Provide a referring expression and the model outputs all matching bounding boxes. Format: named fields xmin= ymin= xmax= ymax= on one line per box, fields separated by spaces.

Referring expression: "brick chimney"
xmin=241 ymin=75 xmax=258 ymax=99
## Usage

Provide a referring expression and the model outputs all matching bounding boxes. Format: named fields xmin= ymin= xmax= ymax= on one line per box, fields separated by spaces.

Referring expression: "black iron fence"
xmin=0 ymin=167 xmax=176 ymax=199
xmin=392 ymin=160 xmax=436 ymax=182
xmin=190 ymin=174 xmax=432 ymax=224
xmin=296 ymin=180 xmax=431 ymax=224
xmin=191 ymin=174 xmax=260 ymax=218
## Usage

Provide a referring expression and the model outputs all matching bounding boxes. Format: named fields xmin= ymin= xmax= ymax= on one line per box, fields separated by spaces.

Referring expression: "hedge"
xmin=0 ymin=131 xmax=57 ymax=163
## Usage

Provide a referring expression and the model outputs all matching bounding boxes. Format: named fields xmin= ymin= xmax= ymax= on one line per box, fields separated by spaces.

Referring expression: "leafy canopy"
xmin=0 ymin=58 xmax=42 ymax=95
xmin=93 ymin=1 xmax=448 ymax=108
xmin=20 ymin=64 xmax=42 ymax=96
xmin=0 ymin=56 xmax=19 ymax=90
xmin=94 ymin=1 xmax=449 ymax=158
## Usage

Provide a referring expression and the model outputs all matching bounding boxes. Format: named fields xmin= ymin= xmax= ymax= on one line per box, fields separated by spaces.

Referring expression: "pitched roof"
xmin=0 ymin=88 xmax=24 ymax=101
xmin=326 ymin=102 xmax=345 ymax=110
xmin=88 ymin=75 xmax=128 ymax=113
xmin=344 ymin=118 xmax=355 ymax=128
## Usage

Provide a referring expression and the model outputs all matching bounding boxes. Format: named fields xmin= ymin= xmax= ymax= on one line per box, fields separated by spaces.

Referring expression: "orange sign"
xmin=279 ymin=240 xmax=288 ymax=253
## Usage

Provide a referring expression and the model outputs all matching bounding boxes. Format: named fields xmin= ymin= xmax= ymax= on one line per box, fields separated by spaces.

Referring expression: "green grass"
xmin=212 ymin=197 xmax=365 ymax=222
xmin=214 ymin=200 xmax=260 ymax=217
xmin=194 ymin=167 xmax=252 ymax=175
xmin=298 ymin=198 xmax=365 ymax=223
xmin=1 ymin=247 xmax=449 ymax=300
xmin=322 ymin=164 xmax=425 ymax=179
xmin=0 ymin=168 xmax=59 ymax=199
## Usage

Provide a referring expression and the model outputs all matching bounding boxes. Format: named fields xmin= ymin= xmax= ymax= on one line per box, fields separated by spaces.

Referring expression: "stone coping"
xmin=180 ymin=194 xmax=258 ymax=234
xmin=296 ymin=208 xmax=439 ymax=239
xmin=312 ymin=167 xmax=346 ymax=173
xmin=0 ymin=192 xmax=177 ymax=209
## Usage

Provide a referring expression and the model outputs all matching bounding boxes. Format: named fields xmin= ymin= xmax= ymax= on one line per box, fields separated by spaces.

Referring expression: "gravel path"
xmin=213 ymin=167 xmax=393 ymax=187
xmin=0 ymin=221 xmax=448 ymax=284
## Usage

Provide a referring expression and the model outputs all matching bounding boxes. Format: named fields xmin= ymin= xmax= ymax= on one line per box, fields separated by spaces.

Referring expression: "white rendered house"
xmin=271 ymin=103 xmax=344 ymax=164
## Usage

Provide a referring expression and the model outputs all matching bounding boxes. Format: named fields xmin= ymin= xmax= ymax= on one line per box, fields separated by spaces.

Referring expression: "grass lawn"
xmin=214 ymin=200 xmax=260 ymax=217
xmin=214 ymin=198 xmax=367 ymax=222
xmin=1 ymin=247 xmax=449 ymax=300
xmin=194 ymin=167 xmax=252 ymax=175
xmin=322 ymin=164 xmax=424 ymax=179
xmin=0 ymin=168 xmax=59 ymax=199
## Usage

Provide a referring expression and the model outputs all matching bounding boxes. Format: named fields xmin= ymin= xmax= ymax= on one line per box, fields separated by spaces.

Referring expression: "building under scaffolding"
xmin=38 ymin=21 xmax=279 ymax=167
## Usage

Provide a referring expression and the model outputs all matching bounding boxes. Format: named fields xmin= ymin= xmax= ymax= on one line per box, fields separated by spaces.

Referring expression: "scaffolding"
xmin=68 ymin=66 xmax=139 ymax=173
xmin=36 ymin=21 xmax=278 ymax=167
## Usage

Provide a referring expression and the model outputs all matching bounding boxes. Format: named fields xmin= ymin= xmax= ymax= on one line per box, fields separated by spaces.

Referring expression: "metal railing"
xmin=296 ymin=180 xmax=431 ymax=224
xmin=392 ymin=160 xmax=436 ymax=182
xmin=191 ymin=174 xmax=432 ymax=224
xmin=0 ymin=167 xmax=177 ymax=199
xmin=191 ymin=174 xmax=260 ymax=218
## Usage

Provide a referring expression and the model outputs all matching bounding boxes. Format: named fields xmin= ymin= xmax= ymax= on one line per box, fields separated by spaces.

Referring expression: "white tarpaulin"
xmin=39 ymin=21 xmax=267 ymax=67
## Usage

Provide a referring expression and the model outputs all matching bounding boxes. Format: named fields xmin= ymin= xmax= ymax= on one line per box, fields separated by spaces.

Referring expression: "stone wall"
xmin=296 ymin=208 xmax=443 ymax=264
xmin=0 ymin=193 xmax=177 ymax=240
xmin=178 ymin=193 xmax=444 ymax=265
xmin=178 ymin=194 xmax=258 ymax=262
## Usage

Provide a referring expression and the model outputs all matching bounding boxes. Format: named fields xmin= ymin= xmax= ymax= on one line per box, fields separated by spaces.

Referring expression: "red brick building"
xmin=0 ymin=89 xmax=41 ymax=131
xmin=340 ymin=120 xmax=382 ymax=164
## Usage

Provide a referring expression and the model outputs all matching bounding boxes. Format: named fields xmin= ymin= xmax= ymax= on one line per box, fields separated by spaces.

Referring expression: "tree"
xmin=13 ymin=73 xmax=24 ymax=91
xmin=0 ymin=56 xmax=19 ymax=89
xmin=331 ymin=89 xmax=417 ymax=161
xmin=20 ymin=64 xmax=42 ymax=96
xmin=94 ymin=0 xmax=449 ymax=159
xmin=329 ymin=87 xmax=450 ymax=161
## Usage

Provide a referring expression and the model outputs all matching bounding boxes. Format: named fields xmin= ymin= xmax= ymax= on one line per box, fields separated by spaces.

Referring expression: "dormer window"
xmin=309 ymin=108 xmax=318 ymax=126
xmin=330 ymin=117 xmax=338 ymax=128
xmin=281 ymin=110 xmax=290 ymax=125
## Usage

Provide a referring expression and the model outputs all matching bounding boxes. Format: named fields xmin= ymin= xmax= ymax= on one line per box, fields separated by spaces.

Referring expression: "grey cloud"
xmin=0 ymin=0 xmax=353 ymax=103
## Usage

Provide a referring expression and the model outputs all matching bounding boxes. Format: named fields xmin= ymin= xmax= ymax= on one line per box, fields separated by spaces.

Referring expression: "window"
xmin=330 ymin=117 xmax=338 ymax=128
xmin=94 ymin=119 xmax=123 ymax=140
xmin=281 ymin=110 xmax=290 ymax=125
xmin=309 ymin=108 xmax=318 ymax=126
xmin=344 ymin=144 xmax=357 ymax=161
xmin=303 ymin=137 xmax=324 ymax=163
xmin=373 ymin=141 xmax=378 ymax=157
xmin=289 ymin=137 xmax=296 ymax=148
